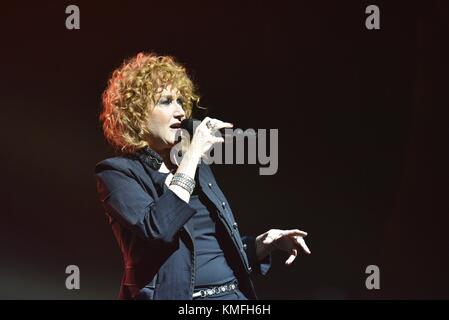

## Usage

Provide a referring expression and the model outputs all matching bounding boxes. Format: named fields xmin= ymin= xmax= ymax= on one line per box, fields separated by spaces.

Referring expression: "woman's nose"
xmin=173 ymin=102 xmax=185 ymax=119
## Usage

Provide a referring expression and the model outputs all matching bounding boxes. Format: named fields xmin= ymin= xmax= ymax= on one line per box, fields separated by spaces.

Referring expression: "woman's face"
xmin=146 ymin=84 xmax=186 ymax=151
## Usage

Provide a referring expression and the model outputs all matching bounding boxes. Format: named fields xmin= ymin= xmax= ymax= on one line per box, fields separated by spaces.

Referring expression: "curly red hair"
xmin=100 ymin=52 xmax=200 ymax=154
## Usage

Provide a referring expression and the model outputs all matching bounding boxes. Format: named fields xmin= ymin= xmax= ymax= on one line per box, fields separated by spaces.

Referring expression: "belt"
xmin=192 ymin=280 xmax=239 ymax=299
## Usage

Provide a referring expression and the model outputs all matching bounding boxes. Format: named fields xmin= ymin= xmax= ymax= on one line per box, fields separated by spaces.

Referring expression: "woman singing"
xmin=95 ymin=52 xmax=311 ymax=300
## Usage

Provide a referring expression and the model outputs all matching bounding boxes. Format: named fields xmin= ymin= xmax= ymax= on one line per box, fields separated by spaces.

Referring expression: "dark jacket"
xmin=94 ymin=149 xmax=270 ymax=299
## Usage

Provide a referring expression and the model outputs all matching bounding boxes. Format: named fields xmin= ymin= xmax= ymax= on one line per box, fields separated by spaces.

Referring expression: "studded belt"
xmin=192 ymin=280 xmax=239 ymax=299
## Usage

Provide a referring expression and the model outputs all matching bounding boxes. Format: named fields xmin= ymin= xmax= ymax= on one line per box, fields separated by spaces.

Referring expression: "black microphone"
xmin=180 ymin=118 xmax=198 ymax=137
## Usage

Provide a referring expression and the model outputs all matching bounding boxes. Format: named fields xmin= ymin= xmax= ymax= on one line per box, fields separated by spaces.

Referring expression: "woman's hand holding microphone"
xmin=169 ymin=117 xmax=233 ymax=202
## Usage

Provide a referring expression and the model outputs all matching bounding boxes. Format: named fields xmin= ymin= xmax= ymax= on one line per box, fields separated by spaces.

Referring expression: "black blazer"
xmin=94 ymin=149 xmax=270 ymax=299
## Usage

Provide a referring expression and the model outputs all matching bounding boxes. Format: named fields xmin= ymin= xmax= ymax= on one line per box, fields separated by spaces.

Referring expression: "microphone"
xmin=179 ymin=118 xmax=198 ymax=137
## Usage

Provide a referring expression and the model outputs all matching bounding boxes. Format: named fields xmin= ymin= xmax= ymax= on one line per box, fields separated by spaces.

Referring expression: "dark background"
xmin=1 ymin=0 xmax=448 ymax=299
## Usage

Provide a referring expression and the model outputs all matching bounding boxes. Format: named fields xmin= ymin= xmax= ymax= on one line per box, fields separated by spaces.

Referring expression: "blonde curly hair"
xmin=100 ymin=52 xmax=200 ymax=154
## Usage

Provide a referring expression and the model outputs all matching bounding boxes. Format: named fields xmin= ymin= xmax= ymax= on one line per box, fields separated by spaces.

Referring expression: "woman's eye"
xmin=159 ymin=98 xmax=171 ymax=105
xmin=176 ymin=98 xmax=185 ymax=106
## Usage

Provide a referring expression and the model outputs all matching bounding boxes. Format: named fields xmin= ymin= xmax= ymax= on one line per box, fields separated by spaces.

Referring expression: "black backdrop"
xmin=1 ymin=0 xmax=448 ymax=299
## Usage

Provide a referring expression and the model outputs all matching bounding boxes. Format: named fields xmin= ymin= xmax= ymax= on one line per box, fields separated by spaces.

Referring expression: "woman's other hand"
xmin=256 ymin=229 xmax=311 ymax=265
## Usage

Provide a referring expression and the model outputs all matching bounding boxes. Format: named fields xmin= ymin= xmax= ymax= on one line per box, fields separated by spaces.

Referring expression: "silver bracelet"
xmin=170 ymin=173 xmax=196 ymax=195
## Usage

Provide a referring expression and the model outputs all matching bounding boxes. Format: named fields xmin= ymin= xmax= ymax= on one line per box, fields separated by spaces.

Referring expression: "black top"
xmin=190 ymin=185 xmax=237 ymax=287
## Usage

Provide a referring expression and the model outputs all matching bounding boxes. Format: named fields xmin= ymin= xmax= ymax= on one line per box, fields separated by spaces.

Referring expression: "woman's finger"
xmin=203 ymin=118 xmax=233 ymax=130
xmin=262 ymin=234 xmax=276 ymax=245
xmin=279 ymin=229 xmax=308 ymax=238
xmin=296 ymin=236 xmax=311 ymax=254
xmin=211 ymin=137 xmax=225 ymax=144
xmin=285 ymin=249 xmax=298 ymax=265
xmin=214 ymin=123 xmax=234 ymax=130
